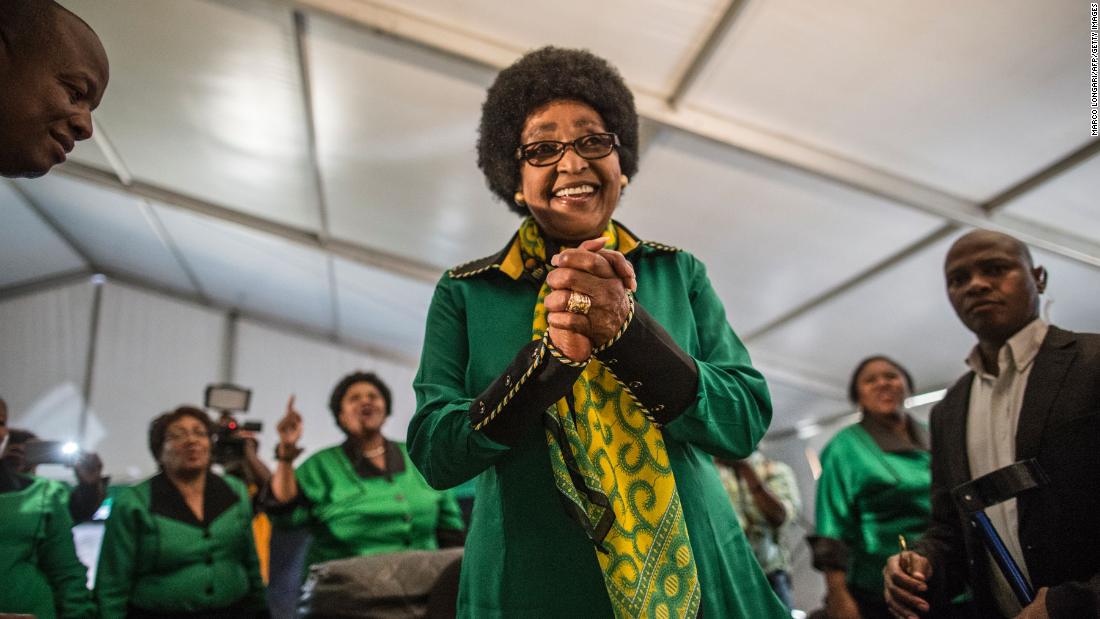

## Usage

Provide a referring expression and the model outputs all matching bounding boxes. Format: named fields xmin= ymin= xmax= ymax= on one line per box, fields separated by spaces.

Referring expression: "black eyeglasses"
xmin=515 ymin=132 xmax=620 ymax=167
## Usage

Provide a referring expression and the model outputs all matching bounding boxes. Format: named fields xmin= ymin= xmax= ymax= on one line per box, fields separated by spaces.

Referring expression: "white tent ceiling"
xmin=3 ymin=0 xmax=1097 ymax=433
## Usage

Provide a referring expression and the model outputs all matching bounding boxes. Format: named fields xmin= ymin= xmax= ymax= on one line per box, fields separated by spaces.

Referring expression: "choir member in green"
xmin=810 ymin=356 xmax=930 ymax=619
xmin=0 ymin=397 xmax=95 ymax=619
xmin=94 ymin=406 xmax=267 ymax=618
xmin=269 ymin=371 xmax=464 ymax=574
xmin=408 ymin=47 xmax=787 ymax=618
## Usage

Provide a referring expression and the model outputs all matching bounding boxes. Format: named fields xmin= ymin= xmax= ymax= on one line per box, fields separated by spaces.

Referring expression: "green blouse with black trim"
xmin=94 ymin=472 xmax=267 ymax=618
xmin=268 ymin=440 xmax=465 ymax=575
xmin=812 ymin=415 xmax=932 ymax=598
xmin=409 ymin=222 xmax=787 ymax=618
xmin=0 ymin=471 xmax=94 ymax=619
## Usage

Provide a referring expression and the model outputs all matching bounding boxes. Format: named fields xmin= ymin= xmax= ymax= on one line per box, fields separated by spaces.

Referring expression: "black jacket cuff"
xmin=436 ymin=527 xmax=466 ymax=548
xmin=257 ymin=478 xmax=309 ymax=515
xmin=469 ymin=337 xmax=585 ymax=446
xmin=807 ymin=535 xmax=849 ymax=572
xmin=1045 ymin=581 xmax=1100 ymax=618
xmin=593 ymin=300 xmax=698 ymax=425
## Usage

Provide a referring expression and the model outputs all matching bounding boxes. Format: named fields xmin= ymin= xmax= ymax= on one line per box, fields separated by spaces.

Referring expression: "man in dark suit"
xmin=882 ymin=230 xmax=1100 ymax=619
xmin=0 ymin=0 xmax=109 ymax=178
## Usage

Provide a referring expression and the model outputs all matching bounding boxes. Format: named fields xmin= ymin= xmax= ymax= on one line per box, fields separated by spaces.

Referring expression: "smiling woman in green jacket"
xmin=810 ymin=356 xmax=930 ymax=619
xmin=94 ymin=406 xmax=267 ymax=618
xmin=407 ymin=47 xmax=787 ymax=619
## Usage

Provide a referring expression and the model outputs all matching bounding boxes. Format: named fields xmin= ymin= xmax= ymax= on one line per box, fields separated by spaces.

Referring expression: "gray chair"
xmin=297 ymin=548 xmax=464 ymax=619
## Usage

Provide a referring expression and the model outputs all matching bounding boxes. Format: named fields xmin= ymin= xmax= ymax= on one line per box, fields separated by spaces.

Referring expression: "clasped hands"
xmin=544 ymin=237 xmax=637 ymax=362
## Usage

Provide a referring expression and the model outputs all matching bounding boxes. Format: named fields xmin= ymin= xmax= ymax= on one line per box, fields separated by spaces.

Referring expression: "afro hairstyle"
xmin=328 ymin=371 xmax=392 ymax=425
xmin=476 ymin=46 xmax=639 ymax=214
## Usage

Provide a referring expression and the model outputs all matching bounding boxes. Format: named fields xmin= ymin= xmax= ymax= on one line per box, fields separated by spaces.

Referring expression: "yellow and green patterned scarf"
xmin=517 ymin=217 xmax=701 ymax=619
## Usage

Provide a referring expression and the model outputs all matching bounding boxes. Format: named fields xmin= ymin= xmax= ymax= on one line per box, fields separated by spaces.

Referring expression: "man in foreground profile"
xmin=0 ymin=0 xmax=109 ymax=178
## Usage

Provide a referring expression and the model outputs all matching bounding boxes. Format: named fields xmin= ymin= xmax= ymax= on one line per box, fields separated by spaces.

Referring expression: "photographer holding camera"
xmin=207 ymin=386 xmax=274 ymax=583
xmin=1 ymin=427 xmax=108 ymax=524
xmin=213 ymin=410 xmax=272 ymax=490
xmin=0 ymin=397 xmax=96 ymax=618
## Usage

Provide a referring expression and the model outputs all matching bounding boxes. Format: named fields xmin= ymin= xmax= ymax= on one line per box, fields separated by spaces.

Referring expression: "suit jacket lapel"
xmin=939 ymin=375 xmax=974 ymax=484
xmin=1015 ymin=326 xmax=1077 ymax=460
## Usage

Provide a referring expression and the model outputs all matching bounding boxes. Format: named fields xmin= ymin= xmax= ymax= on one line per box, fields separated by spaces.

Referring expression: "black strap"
xmin=951 ymin=459 xmax=1048 ymax=514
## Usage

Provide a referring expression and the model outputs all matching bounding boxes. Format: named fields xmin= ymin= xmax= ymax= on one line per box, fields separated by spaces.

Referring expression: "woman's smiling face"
xmin=518 ymin=100 xmax=623 ymax=242
xmin=855 ymin=359 xmax=910 ymax=418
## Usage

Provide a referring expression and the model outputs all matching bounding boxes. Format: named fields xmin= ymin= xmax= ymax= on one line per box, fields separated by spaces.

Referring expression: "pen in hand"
xmin=899 ymin=534 xmax=911 ymax=575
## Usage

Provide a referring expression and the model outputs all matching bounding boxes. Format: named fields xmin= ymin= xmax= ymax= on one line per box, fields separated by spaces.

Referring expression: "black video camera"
xmin=204 ymin=384 xmax=262 ymax=465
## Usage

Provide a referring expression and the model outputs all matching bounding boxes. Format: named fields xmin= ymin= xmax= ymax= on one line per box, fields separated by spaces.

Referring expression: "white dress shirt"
xmin=964 ymin=317 xmax=1049 ymax=616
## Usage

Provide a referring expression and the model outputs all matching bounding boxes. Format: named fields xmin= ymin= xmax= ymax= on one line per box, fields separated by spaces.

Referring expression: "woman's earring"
xmin=514 ymin=191 xmax=526 ymax=207
xmin=620 ymin=175 xmax=629 ymax=189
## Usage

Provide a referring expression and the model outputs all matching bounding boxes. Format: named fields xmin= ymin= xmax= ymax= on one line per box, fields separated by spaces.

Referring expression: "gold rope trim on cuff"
xmin=602 ymin=363 xmax=660 ymax=426
xmin=593 ymin=292 xmax=635 ymax=354
xmin=543 ymin=330 xmax=590 ymax=367
xmin=472 ymin=342 xmax=546 ymax=431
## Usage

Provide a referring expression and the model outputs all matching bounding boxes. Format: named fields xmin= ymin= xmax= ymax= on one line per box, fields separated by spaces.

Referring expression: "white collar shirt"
xmin=964 ymin=317 xmax=1049 ymax=616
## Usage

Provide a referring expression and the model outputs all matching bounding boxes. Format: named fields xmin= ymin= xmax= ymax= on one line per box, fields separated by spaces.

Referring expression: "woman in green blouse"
xmin=0 ymin=399 xmax=95 ymax=619
xmin=811 ymin=356 xmax=930 ymax=619
xmin=269 ymin=371 xmax=464 ymax=574
xmin=407 ymin=47 xmax=786 ymax=618
xmin=94 ymin=406 xmax=267 ymax=618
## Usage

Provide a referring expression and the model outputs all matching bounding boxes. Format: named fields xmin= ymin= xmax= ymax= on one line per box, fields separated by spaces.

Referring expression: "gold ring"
xmin=566 ymin=291 xmax=592 ymax=316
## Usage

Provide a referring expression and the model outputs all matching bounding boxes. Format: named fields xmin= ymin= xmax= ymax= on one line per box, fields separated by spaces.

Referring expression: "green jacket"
xmin=0 ymin=475 xmax=94 ymax=619
xmin=270 ymin=441 xmax=464 ymax=573
xmin=813 ymin=416 xmax=932 ymax=597
xmin=94 ymin=472 xmax=266 ymax=618
xmin=410 ymin=226 xmax=786 ymax=618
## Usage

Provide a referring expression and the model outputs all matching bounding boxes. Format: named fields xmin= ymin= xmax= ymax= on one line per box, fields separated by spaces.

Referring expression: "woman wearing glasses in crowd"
xmin=407 ymin=47 xmax=786 ymax=618
xmin=95 ymin=406 xmax=267 ymax=618
xmin=810 ymin=357 xmax=934 ymax=619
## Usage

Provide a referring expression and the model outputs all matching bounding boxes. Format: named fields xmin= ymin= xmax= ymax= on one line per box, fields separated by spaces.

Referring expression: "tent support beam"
xmin=51 ymin=161 xmax=443 ymax=283
xmin=666 ymin=0 xmax=749 ymax=108
xmin=744 ymin=140 xmax=1100 ymax=342
xmin=0 ymin=269 xmax=94 ymax=303
xmin=292 ymin=0 xmax=1100 ymax=270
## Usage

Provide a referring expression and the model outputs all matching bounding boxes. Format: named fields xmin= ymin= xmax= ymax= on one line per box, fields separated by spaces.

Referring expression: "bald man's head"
xmin=0 ymin=0 xmax=109 ymax=178
xmin=944 ymin=230 xmax=1046 ymax=347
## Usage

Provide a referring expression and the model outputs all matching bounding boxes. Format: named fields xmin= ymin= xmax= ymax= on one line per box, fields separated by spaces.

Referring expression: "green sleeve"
xmin=437 ymin=488 xmax=465 ymax=532
xmin=94 ymin=487 xmax=141 ymax=619
xmin=811 ymin=438 xmax=857 ymax=572
xmin=661 ymin=256 xmax=773 ymax=459
xmin=816 ymin=441 xmax=856 ymax=541
xmin=409 ymin=276 xmax=512 ymax=489
xmin=38 ymin=482 xmax=94 ymax=619
xmin=266 ymin=463 xmax=317 ymax=530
